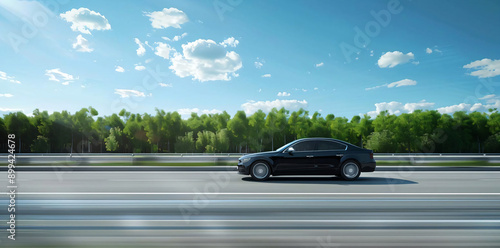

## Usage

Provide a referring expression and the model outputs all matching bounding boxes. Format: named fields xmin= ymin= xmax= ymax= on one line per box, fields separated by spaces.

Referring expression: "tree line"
xmin=1 ymin=107 xmax=499 ymax=154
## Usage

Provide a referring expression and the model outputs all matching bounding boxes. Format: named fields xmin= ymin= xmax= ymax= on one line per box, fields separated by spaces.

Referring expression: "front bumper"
xmin=237 ymin=163 xmax=250 ymax=175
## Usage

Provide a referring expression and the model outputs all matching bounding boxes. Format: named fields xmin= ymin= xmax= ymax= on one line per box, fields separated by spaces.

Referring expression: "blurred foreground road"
xmin=1 ymin=168 xmax=500 ymax=247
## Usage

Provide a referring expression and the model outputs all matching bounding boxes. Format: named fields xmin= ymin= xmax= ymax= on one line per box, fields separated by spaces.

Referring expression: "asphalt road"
xmin=1 ymin=169 xmax=500 ymax=247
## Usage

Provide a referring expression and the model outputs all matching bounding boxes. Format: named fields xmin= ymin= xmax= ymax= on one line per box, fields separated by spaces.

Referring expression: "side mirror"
xmin=287 ymin=147 xmax=295 ymax=154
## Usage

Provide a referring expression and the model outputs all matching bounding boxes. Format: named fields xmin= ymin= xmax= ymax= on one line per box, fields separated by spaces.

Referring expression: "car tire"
xmin=250 ymin=161 xmax=271 ymax=181
xmin=339 ymin=160 xmax=360 ymax=181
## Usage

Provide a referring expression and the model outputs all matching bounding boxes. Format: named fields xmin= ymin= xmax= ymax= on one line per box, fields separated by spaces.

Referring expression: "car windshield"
xmin=275 ymin=141 xmax=299 ymax=152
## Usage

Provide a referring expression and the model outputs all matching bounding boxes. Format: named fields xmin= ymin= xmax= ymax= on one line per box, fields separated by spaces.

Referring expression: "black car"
xmin=237 ymin=138 xmax=376 ymax=181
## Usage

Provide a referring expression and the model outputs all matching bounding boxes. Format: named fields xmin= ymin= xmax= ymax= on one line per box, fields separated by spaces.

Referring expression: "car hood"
xmin=240 ymin=151 xmax=278 ymax=159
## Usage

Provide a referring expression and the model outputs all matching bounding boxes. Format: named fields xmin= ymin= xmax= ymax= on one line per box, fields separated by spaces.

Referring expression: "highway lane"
xmin=1 ymin=170 xmax=500 ymax=247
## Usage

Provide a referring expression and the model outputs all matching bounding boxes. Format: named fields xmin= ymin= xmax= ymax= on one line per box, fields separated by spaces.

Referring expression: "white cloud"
xmin=470 ymin=99 xmax=500 ymax=112
xmin=315 ymin=62 xmax=324 ymax=67
xmin=145 ymin=8 xmax=188 ymax=29
xmin=366 ymin=79 xmax=417 ymax=90
xmin=220 ymin=37 xmax=239 ymax=47
xmin=134 ymin=38 xmax=146 ymax=56
xmin=378 ymin=51 xmax=415 ymax=68
xmin=60 ymin=8 xmax=111 ymax=34
xmin=365 ymin=84 xmax=388 ymax=91
xmin=162 ymin=32 xmax=188 ymax=42
xmin=434 ymin=95 xmax=500 ymax=114
xmin=45 ymin=68 xmax=77 ymax=85
xmin=0 ymin=108 xmax=23 ymax=112
xmin=241 ymin=99 xmax=308 ymax=115
xmin=254 ymin=58 xmax=265 ymax=69
xmin=404 ymin=101 xmax=435 ymax=113
xmin=277 ymin=92 xmax=290 ymax=97
xmin=367 ymin=100 xmax=435 ymax=117
xmin=177 ymin=108 xmax=222 ymax=117
xmin=463 ymin=58 xmax=500 ymax=78
xmin=293 ymin=88 xmax=308 ymax=92
xmin=72 ymin=34 xmax=93 ymax=52
xmin=169 ymin=39 xmax=242 ymax=82
xmin=144 ymin=41 xmax=154 ymax=51
xmin=426 ymin=47 xmax=442 ymax=54
xmin=159 ymin=83 xmax=172 ymax=87
xmin=437 ymin=103 xmax=471 ymax=114
xmin=0 ymin=93 xmax=13 ymax=97
xmin=479 ymin=94 xmax=496 ymax=100
xmin=314 ymin=87 xmax=318 ymax=90
xmin=387 ymin=79 xmax=417 ymax=88
xmin=154 ymin=42 xmax=175 ymax=59
xmin=262 ymin=74 xmax=271 ymax=78
xmin=370 ymin=50 xmax=374 ymax=57
xmin=114 ymin=89 xmax=146 ymax=98
xmin=135 ymin=65 xmax=146 ymax=71
xmin=115 ymin=66 xmax=125 ymax=72
xmin=0 ymin=71 xmax=21 ymax=84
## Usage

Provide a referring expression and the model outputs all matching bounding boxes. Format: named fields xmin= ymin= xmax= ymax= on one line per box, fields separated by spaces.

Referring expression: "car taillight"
xmin=370 ymin=152 xmax=374 ymax=159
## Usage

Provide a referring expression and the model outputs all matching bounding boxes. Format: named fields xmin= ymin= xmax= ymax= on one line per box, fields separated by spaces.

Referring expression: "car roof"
xmin=295 ymin=137 xmax=350 ymax=145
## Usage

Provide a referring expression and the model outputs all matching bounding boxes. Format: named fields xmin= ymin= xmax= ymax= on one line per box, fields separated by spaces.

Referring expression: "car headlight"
xmin=241 ymin=157 xmax=251 ymax=163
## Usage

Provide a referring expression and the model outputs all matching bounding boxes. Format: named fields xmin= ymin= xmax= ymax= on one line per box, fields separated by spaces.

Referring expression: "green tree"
xmin=105 ymin=127 xmax=122 ymax=152
xmin=227 ymin=111 xmax=248 ymax=152
xmin=366 ymin=130 xmax=397 ymax=152
xmin=288 ymin=109 xmax=310 ymax=139
xmin=4 ymin=112 xmax=35 ymax=153
xmin=308 ymin=112 xmax=330 ymax=138
xmin=248 ymin=110 xmax=266 ymax=152
xmin=175 ymin=132 xmax=195 ymax=153
xmin=469 ymin=112 xmax=489 ymax=152
xmin=31 ymin=135 xmax=50 ymax=152
xmin=355 ymin=114 xmax=373 ymax=148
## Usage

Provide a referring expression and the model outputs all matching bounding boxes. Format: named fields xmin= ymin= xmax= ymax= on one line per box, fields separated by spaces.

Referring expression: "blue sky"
xmin=1 ymin=0 xmax=499 ymax=119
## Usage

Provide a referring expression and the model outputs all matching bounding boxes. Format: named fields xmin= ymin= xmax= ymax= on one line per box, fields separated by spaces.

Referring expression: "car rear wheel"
xmin=250 ymin=162 xmax=271 ymax=181
xmin=339 ymin=161 xmax=360 ymax=181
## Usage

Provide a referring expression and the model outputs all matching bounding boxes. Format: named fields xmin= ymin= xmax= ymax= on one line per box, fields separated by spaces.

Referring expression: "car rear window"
xmin=316 ymin=141 xmax=347 ymax=151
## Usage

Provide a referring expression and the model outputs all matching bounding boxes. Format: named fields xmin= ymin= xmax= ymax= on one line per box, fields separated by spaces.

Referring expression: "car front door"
xmin=272 ymin=141 xmax=317 ymax=175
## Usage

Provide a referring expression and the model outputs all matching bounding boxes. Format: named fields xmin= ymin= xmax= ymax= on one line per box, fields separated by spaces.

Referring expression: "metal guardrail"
xmin=1 ymin=153 xmax=500 ymax=165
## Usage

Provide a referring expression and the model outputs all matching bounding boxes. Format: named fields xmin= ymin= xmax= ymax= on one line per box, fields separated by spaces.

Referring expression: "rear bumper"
xmin=361 ymin=161 xmax=376 ymax=172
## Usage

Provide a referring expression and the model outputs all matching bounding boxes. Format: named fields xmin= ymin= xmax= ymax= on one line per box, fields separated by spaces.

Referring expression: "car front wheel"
xmin=250 ymin=162 xmax=271 ymax=181
xmin=339 ymin=161 xmax=360 ymax=181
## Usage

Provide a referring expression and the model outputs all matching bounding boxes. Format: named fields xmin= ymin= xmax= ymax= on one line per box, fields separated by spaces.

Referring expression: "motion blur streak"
xmin=1 ymin=171 xmax=499 ymax=247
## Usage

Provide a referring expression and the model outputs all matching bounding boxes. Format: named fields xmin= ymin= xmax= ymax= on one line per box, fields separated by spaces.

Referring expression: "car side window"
xmin=291 ymin=141 xmax=316 ymax=152
xmin=316 ymin=141 xmax=347 ymax=151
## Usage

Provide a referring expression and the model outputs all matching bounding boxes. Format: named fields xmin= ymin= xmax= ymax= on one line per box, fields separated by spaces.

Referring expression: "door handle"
xmin=306 ymin=155 xmax=314 ymax=158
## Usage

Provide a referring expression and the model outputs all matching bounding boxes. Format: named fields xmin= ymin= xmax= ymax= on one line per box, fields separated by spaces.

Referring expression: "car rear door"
xmin=313 ymin=141 xmax=347 ymax=174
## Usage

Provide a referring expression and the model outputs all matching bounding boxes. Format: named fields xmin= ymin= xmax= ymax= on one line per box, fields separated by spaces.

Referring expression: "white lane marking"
xmin=18 ymin=219 xmax=500 ymax=223
xmin=107 ymin=179 xmax=205 ymax=182
xmin=0 ymin=169 xmax=500 ymax=173
xmin=6 ymin=192 xmax=500 ymax=195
